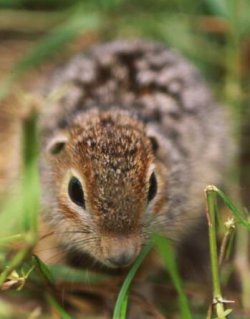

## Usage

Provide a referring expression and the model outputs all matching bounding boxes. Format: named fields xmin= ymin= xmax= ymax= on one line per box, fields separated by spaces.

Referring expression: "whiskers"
xmin=141 ymin=214 xmax=205 ymax=244
xmin=35 ymin=228 xmax=99 ymax=265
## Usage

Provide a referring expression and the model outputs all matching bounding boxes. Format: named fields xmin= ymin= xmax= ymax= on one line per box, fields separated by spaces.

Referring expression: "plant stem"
xmin=235 ymin=225 xmax=250 ymax=310
xmin=0 ymin=247 xmax=30 ymax=286
xmin=205 ymin=185 xmax=226 ymax=319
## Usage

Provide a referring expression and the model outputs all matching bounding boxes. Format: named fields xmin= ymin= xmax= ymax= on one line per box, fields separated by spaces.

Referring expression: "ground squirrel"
xmin=38 ymin=40 xmax=231 ymax=270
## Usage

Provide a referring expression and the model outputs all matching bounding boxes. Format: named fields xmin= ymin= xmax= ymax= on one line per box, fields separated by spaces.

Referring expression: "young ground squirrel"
xmin=39 ymin=40 xmax=231 ymax=269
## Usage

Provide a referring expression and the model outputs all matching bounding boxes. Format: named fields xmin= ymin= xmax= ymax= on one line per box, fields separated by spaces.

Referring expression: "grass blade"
xmin=48 ymin=264 xmax=107 ymax=284
xmin=0 ymin=10 xmax=100 ymax=100
xmin=213 ymin=186 xmax=250 ymax=230
xmin=154 ymin=234 xmax=192 ymax=319
xmin=47 ymin=293 xmax=72 ymax=319
xmin=205 ymin=0 xmax=229 ymax=17
xmin=33 ymin=255 xmax=55 ymax=285
xmin=113 ymin=242 xmax=153 ymax=319
xmin=0 ymin=247 xmax=30 ymax=286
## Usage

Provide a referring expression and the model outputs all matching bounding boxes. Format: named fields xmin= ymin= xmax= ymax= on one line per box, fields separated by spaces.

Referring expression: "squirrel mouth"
xmin=63 ymin=247 xmax=135 ymax=273
xmin=105 ymin=253 xmax=136 ymax=268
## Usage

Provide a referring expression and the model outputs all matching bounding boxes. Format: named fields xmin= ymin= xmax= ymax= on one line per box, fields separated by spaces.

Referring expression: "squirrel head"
xmin=42 ymin=110 xmax=167 ymax=268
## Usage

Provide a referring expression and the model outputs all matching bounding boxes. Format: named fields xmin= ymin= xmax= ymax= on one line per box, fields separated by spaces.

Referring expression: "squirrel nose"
xmin=107 ymin=252 xmax=135 ymax=267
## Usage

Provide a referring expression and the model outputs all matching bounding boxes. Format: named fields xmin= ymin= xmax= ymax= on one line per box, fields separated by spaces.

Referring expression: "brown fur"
xmin=38 ymin=40 xmax=232 ymax=269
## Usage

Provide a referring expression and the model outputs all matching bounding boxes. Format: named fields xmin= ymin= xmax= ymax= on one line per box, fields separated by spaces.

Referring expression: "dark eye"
xmin=68 ymin=177 xmax=85 ymax=208
xmin=148 ymin=172 xmax=158 ymax=202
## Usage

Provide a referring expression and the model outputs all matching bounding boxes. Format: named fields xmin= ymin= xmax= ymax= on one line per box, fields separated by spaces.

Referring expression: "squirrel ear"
xmin=148 ymin=136 xmax=159 ymax=153
xmin=46 ymin=133 xmax=68 ymax=156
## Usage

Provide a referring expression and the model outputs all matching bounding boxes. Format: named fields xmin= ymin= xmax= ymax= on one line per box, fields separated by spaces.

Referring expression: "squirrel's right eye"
xmin=148 ymin=172 xmax=158 ymax=202
xmin=68 ymin=177 xmax=85 ymax=208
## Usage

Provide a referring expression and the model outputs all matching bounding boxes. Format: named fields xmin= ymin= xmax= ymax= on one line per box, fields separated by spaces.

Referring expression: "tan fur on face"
xmin=70 ymin=110 xmax=154 ymax=234
xmin=42 ymin=110 xmax=165 ymax=266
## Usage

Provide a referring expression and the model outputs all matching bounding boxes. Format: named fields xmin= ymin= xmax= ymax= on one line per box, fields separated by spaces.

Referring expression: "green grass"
xmin=112 ymin=243 xmax=153 ymax=319
xmin=0 ymin=0 xmax=250 ymax=318
xmin=154 ymin=235 xmax=192 ymax=319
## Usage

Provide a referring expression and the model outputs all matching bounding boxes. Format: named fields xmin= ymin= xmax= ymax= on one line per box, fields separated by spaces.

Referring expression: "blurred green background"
xmin=1 ymin=0 xmax=249 ymax=222
xmin=0 ymin=0 xmax=249 ymax=184
xmin=0 ymin=0 xmax=250 ymax=318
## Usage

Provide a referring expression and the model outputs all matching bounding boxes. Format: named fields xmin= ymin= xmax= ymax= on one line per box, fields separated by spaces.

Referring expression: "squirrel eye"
xmin=68 ymin=177 xmax=85 ymax=208
xmin=148 ymin=172 xmax=158 ymax=202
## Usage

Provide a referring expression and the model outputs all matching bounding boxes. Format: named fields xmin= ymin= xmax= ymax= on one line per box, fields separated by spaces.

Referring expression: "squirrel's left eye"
xmin=148 ymin=172 xmax=157 ymax=202
xmin=68 ymin=177 xmax=85 ymax=208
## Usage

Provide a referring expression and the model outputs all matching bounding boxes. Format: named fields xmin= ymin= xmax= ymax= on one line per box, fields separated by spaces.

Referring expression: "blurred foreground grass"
xmin=0 ymin=0 xmax=250 ymax=318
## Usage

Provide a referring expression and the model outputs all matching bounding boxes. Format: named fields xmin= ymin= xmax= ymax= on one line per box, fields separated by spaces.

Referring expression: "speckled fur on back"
xmin=39 ymin=40 xmax=231 ymax=268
